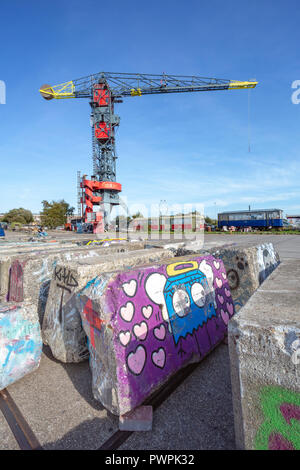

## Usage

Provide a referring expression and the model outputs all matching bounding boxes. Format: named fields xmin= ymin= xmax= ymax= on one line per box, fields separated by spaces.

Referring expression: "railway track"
xmin=0 ymin=360 xmax=201 ymax=451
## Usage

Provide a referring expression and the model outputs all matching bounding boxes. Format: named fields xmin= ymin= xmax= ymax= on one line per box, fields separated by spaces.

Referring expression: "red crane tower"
xmin=40 ymin=72 xmax=257 ymax=233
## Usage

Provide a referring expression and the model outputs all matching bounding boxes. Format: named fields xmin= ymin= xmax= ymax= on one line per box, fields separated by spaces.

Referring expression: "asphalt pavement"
xmin=0 ymin=233 xmax=299 ymax=450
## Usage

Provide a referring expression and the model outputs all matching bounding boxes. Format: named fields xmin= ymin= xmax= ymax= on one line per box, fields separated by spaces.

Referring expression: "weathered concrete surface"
xmin=5 ymin=346 xmax=119 ymax=450
xmin=43 ymin=248 xmax=173 ymax=363
xmin=228 ymin=259 xmax=300 ymax=450
xmin=0 ymin=234 xmax=298 ymax=450
xmin=78 ymin=255 xmax=234 ymax=415
xmin=5 ymin=242 xmax=145 ymax=321
xmin=120 ymin=343 xmax=235 ymax=450
xmin=210 ymin=243 xmax=280 ymax=312
xmin=119 ymin=405 xmax=153 ymax=431
xmin=0 ymin=244 xmax=78 ymax=299
xmin=0 ymin=243 xmax=76 ymax=299
xmin=146 ymin=239 xmax=231 ymax=257
xmin=0 ymin=302 xmax=42 ymax=390
xmin=0 ymin=242 xmax=68 ymax=252
xmin=0 ymin=411 xmax=20 ymax=450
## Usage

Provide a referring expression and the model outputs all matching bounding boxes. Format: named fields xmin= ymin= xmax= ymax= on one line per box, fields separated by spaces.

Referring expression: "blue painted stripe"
xmin=218 ymin=219 xmax=284 ymax=228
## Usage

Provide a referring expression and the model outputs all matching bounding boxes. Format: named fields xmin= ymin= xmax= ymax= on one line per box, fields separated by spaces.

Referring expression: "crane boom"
xmin=40 ymin=72 xmax=257 ymax=100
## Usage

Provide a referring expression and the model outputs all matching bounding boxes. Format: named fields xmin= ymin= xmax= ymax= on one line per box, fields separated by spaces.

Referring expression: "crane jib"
xmin=39 ymin=74 xmax=257 ymax=100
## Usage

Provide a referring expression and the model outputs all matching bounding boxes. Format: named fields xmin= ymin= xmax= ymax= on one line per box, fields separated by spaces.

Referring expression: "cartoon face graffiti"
xmin=223 ymin=254 xmax=249 ymax=291
xmin=257 ymin=243 xmax=279 ymax=284
xmin=145 ymin=260 xmax=216 ymax=345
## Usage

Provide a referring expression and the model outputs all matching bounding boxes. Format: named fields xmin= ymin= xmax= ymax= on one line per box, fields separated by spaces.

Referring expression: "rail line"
xmin=0 ymin=335 xmax=224 ymax=451
xmin=0 ymin=361 xmax=201 ymax=451
xmin=0 ymin=389 xmax=42 ymax=450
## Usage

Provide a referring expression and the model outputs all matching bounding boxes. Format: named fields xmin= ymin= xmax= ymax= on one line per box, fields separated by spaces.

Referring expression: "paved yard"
xmin=0 ymin=234 xmax=298 ymax=450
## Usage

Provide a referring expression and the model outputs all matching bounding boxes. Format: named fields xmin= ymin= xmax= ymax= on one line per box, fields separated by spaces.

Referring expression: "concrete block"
xmin=78 ymin=254 xmax=234 ymax=415
xmin=5 ymin=242 xmax=145 ymax=323
xmin=0 ymin=243 xmax=76 ymax=299
xmin=146 ymin=239 xmax=232 ymax=257
xmin=119 ymin=406 xmax=153 ymax=431
xmin=0 ymin=243 xmax=75 ymax=298
xmin=0 ymin=240 xmax=141 ymax=300
xmin=210 ymin=243 xmax=280 ymax=311
xmin=42 ymin=248 xmax=173 ymax=363
xmin=228 ymin=259 xmax=300 ymax=450
xmin=0 ymin=302 xmax=42 ymax=390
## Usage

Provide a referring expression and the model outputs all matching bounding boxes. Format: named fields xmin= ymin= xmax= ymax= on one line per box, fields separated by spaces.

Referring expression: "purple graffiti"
xmin=268 ymin=433 xmax=295 ymax=450
xmin=280 ymin=403 xmax=300 ymax=425
xmin=108 ymin=256 xmax=234 ymax=411
xmin=8 ymin=260 xmax=24 ymax=302
xmin=79 ymin=255 xmax=237 ymax=414
xmin=267 ymin=403 xmax=300 ymax=450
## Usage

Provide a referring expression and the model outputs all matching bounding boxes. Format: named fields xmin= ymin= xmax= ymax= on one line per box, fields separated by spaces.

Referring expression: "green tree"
xmin=205 ymin=216 xmax=217 ymax=225
xmin=1 ymin=208 xmax=34 ymax=225
xmin=131 ymin=212 xmax=144 ymax=219
xmin=40 ymin=200 xmax=74 ymax=229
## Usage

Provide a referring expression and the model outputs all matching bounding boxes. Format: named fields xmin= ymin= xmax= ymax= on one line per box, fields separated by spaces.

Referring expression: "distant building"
xmin=286 ymin=215 xmax=300 ymax=227
xmin=32 ymin=213 xmax=41 ymax=224
xmin=129 ymin=213 xmax=204 ymax=232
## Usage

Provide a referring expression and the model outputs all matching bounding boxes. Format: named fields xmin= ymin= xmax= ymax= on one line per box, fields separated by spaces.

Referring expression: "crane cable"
xmin=248 ymin=88 xmax=251 ymax=152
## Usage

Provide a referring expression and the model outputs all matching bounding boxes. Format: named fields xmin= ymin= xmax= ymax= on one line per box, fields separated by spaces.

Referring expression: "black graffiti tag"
xmin=54 ymin=267 xmax=79 ymax=323
xmin=54 ymin=266 xmax=79 ymax=290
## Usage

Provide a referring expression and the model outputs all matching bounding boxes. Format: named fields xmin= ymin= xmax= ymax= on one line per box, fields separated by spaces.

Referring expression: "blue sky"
xmin=0 ymin=0 xmax=300 ymax=219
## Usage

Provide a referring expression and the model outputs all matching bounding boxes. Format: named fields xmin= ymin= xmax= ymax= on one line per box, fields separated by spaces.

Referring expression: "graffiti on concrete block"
xmin=211 ymin=250 xmax=254 ymax=311
xmin=255 ymin=386 xmax=300 ymax=450
xmin=8 ymin=260 xmax=24 ymax=302
xmin=54 ymin=266 xmax=79 ymax=323
xmin=54 ymin=266 xmax=79 ymax=292
xmin=82 ymin=298 xmax=103 ymax=348
xmin=80 ymin=256 xmax=235 ymax=412
xmin=0 ymin=306 xmax=42 ymax=389
xmin=257 ymin=243 xmax=280 ymax=284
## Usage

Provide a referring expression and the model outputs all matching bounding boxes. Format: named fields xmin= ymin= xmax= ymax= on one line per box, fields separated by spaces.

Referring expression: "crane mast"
xmin=40 ymin=72 xmax=257 ymax=232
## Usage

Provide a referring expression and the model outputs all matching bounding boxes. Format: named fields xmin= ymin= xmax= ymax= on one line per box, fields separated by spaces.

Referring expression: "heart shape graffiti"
xmin=152 ymin=347 xmax=166 ymax=369
xmin=122 ymin=279 xmax=137 ymax=297
xmin=119 ymin=330 xmax=131 ymax=347
xmin=221 ymin=309 xmax=229 ymax=325
xmin=127 ymin=345 xmax=147 ymax=375
xmin=142 ymin=305 xmax=153 ymax=319
xmin=153 ymin=323 xmax=166 ymax=341
xmin=120 ymin=301 xmax=135 ymax=323
xmin=133 ymin=321 xmax=148 ymax=341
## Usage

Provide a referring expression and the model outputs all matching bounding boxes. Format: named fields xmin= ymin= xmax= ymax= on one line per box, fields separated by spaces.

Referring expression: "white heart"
xmin=142 ymin=305 xmax=153 ymax=319
xmin=222 ymin=272 xmax=227 ymax=280
xmin=216 ymin=277 xmax=223 ymax=288
xmin=133 ymin=321 xmax=148 ymax=341
xmin=214 ymin=261 xmax=220 ymax=270
xmin=119 ymin=331 xmax=131 ymax=346
xmin=122 ymin=279 xmax=137 ymax=297
xmin=120 ymin=302 xmax=135 ymax=322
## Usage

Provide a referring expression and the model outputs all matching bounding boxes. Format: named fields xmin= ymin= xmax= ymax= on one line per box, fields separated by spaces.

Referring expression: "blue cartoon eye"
xmin=172 ymin=289 xmax=190 ymax=317
xmin=191 ymin=282 xmax=206 ymax=307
